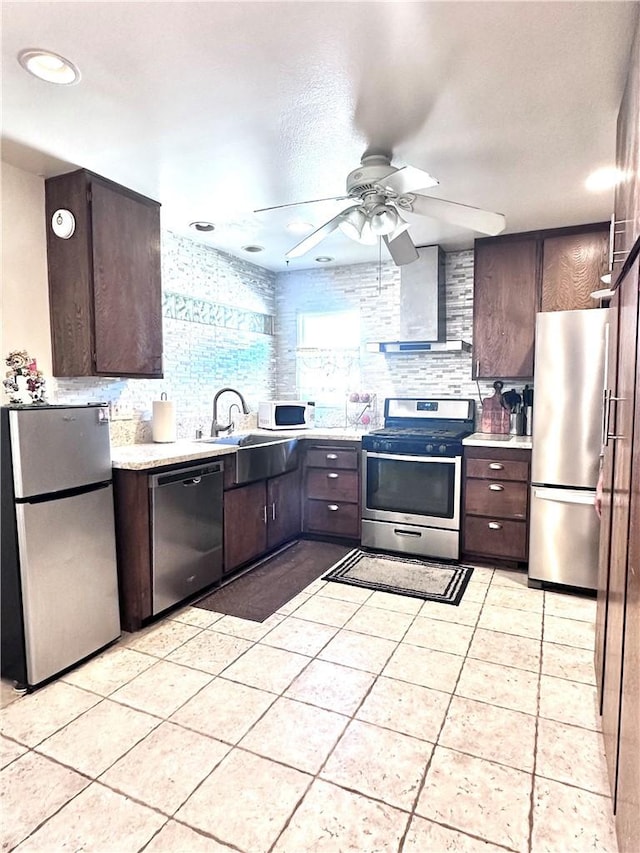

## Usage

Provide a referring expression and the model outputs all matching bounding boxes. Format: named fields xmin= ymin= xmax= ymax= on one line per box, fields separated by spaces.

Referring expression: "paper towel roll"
xmin=152 ymin=397 xmax=176 ymax=443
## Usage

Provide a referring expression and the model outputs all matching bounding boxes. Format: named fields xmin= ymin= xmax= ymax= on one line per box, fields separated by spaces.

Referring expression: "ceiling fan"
xmin=256 ymin=150 xmax=506 ymax=266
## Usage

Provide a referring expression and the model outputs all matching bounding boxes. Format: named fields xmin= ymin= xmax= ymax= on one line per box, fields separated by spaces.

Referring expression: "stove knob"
xmin=439 ymin=444 xmax=447 ymax=454
xmin=425 ymin=443 xmax=434 ymax=453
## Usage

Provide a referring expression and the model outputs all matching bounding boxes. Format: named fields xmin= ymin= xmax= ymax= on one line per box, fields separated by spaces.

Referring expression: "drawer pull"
xmin=489 ymin=483 xmax=504 ymax=491
xmin=327 ymin=472 xmax=339 ymax=479
xmin=489 ymin=463 xmax=504 ymax=470
xmin=326 ymin=453 xmax=338 ymax=460
xmin=488 ymin=522 xmax=503 ymax=530
xmin=327 ymin=504 xmax=340 ymax=511
xmin=394 ymin=528 xmax=422 ymax=538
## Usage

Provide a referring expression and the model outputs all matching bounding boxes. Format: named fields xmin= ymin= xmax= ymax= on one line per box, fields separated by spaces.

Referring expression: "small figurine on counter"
xmin=3 ymin=350 xmax=47 ymax=404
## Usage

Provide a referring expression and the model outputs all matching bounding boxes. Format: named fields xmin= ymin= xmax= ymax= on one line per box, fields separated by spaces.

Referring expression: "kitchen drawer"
xmin=464 ymin=515 xmax=528 ymax=561
xmin=465 ymin=457 xmax=529 ymax=482
xmin=465 ymin=478 xmax=528 ymax=520
xmin=305 ymin=447 xmax=358 ymax=470
xmin=306 ymin=468 xmax=359 ymax=502
xmin=305 ymin=499 xmax=360 ymax=538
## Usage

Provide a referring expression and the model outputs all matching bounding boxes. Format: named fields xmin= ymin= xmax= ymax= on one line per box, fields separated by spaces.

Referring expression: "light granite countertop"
xmin=462 ymin=432 xmax=533 ymax=450
xmin=111 ymin=428 xmax=365 ymax=471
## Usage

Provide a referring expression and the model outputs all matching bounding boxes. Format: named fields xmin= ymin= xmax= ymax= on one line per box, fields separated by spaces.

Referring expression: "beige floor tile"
xmin=484 ymin=584 xmax=544 ymax=612
xmin=275 ymin=590 xmax=311 ymax=616
xmin=144 ymin=820 xmax=234 ymax=851
xmin=404 ymin=815 xmax=508 ymax=852
xmin=455 ymin=658 xmax=539 ymax=715
xmin=166 ymin=630 xmax=252 ymax=674
xmin=317 ymin=628 xmax=397 ymax=673
xmin=303 ymin=578 xmax=328 ymax=594
xmin=291 ymin=595 xmax=361 ymax=627
xmin=124 ymin=619 xmax=202 ymax=657
xmin=171 ymin=676 xmax=276 ymax=743
xmin=365 ymin=589 xmax=425 ymax=614
xmin=468 ymin=566 xmax=496 ymax=583
xmin=532 ymin=776 xmax=617 ymax=853
xmin=0 ymin=681 xmax=100 ymax=746
xmin=543 ymin=613 xmax=595 ymax=650
xmin=210 ymin=612 xmax=284 ymax=642
xmin=544 ymin=591 xmax=597 ymax=623
xmin=176 ymin=748 xmax=311 ymax=852
xmin=110 ymin=659 xmax=213 ymax=717
xmin=272 ymin=778 xmax=408 ymax=853
xmin=468 ymin=628 xmax=541 ymax=673
xmin=491 ymin=570 xmax=529 ymax=589
xmin=321 ymin=719 xmax=433 ymax=810
xmin=0 ymin=750 xmax=89 ymax=850
xmin=463 ymin=583 xmax=490 ymax=604
xmin=356 ymin=676 xmax=449 ymax=741
xmin=170 ymin=606 xmax=224 ymax=628
xmin=539 ymin=674 xmax=600 ymax=731
xmin=37 ymin=698 xmax=159 ymax=776
xmin=239 ymin=696 xmax=348 ymax=774
xmin=260 ymin=616 xmax=338 ymax=656
xmin=418 ymin=597 xmax=483 ymax=626
xmin=285 ymin=659 xmax=376 ymax=715
xmin=317 ymin=581 xmax=373 ymax=604
xmin=101 ymin=721 xmax=229 ymax=814
xmin=222 ymin=644 xmax=310 ymax=692
xmin=417 ymin=746 xmax=532 ymax=853
xmin=61 ymin=646 xmax=156 ymax=696
xmin=478 ymin=603 xmax=542 ymax=639
xmin=439 ymin=695 xmax=537 ymax=771
xmin=0 ymin=679 xmax=22 ymax=710
xmin=14 ymin=781 xmax=166 ymax=852
xmin=541 ymin=641 xmax=596 ymax=684
xmin=536 ymin=717 xmax=609 ymax=795
xmin=0 ymin=734 xmax=27 ymax=769
xmin=403 ymin=616 xmax=474 ymax=656
xmin=383 ymin=642 xmax=464 ymax=693
xmin=344 ymin=604 xmax=415 ymax=640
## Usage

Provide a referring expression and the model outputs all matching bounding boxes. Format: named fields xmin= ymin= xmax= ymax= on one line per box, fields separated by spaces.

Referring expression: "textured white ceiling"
xmin=2 ymin=1 xmax=637 ymax=270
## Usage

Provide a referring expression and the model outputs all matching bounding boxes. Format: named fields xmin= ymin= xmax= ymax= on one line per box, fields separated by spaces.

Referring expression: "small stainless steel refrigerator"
xmin=1 ymin=404 xmax=121 ymax=689
xmin=528 ymin=308 xmax=610 ymax=590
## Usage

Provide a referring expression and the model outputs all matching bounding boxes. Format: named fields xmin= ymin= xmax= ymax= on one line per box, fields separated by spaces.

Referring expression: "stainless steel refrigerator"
xmin=528 ymin=308 xmax=610 ymax=591
xmin=1 ymin=404 xmax=121 ymax=689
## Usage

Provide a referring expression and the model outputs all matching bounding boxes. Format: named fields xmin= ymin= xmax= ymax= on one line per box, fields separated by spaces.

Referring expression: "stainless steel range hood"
xmin=367 ymin=245 xmax=471 ymax=353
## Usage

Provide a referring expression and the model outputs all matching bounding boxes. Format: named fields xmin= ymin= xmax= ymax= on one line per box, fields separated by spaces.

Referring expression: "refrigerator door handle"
xmin=534 ymin=488 xmax=595 ymax=506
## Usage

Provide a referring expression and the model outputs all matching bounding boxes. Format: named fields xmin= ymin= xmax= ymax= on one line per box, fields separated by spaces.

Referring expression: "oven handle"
xmin=364 ymin=451 xmax=459 ymax=464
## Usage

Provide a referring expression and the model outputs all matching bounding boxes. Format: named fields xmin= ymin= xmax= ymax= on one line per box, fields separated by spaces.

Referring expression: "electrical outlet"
xmin=109 ymin=402 xmax=134 ymax=421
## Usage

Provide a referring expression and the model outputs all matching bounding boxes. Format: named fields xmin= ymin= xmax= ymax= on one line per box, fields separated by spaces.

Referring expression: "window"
xmin=296 ymin=310 xmax=360 ymax=408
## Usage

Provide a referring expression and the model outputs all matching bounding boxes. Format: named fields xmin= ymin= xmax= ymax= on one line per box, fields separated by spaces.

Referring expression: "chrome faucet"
xmin=211 ymin=388 xmax=250 ymax=437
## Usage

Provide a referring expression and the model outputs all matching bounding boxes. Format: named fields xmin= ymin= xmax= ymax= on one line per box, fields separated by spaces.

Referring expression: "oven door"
xmin=362 ymin=451 xmax=462 ymax=530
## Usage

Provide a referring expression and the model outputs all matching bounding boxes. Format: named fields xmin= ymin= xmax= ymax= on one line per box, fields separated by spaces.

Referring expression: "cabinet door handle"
xmin=263 ymin=505 xmax=267 ymax=524
xmin=489 ymin=483 xmax=504 ymax=491
xmin=476 ymin=358 xmax=480 ymax=376
xmin=327 ymin=504 xmax=339 ymax=511
xmin=605 ymin=393 xmax=625 ymax=444
xmin=488 ymin=522 xmax=503 ymax=530
xmin=327 ymin=472 xmax=339 ymax=479
xmin=272 ymin=503 xmax=277 ymax=521
xmin=488 ymin=463 xmax=504 ymax=470
xmin=326 ymin=453 xmax=338 ymax=460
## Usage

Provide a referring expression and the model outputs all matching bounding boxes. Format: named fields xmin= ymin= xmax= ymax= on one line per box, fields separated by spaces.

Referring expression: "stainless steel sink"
xmin=197 ymin=433 xmax=299 ymax=484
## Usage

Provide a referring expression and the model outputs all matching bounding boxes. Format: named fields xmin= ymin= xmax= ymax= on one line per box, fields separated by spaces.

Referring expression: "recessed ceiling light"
xmin=189 ymin=221 xmax=215 ymax=232
xmin=286 ymin=221 xmax=314 ymax=234
xmin=315 ymin=256 xmax=334 ymax=263
xmin=18 ymin=48 xmax=80 ymax=85
xmin=585 ymin=167 xmax=625 ymax=192
xmin=242 ymin=244 xmax=264 ymax=253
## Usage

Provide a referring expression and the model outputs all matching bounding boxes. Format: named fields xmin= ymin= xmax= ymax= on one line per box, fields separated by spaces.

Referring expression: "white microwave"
xmin=258 ymin=400 xmax=315 ymax=430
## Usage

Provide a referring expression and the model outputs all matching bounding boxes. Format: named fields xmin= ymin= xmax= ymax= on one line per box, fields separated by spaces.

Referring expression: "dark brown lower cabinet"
xmin=302 ymin=442 xmax=361 ymax=540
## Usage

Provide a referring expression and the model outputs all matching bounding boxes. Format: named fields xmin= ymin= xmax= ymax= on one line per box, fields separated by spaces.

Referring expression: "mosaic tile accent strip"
xmin=163 ymin=292 xmax=274 ymax=336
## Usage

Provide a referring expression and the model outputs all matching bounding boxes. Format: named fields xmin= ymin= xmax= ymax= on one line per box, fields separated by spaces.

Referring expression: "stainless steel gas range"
xmin=361 ymin=398 xmax=475 ymax=560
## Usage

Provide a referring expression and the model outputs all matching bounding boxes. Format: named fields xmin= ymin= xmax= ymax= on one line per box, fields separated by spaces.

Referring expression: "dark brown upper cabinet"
xmin=473 ymin=222 xmax=609 ymax=380
xmin=45 ymin=169 xmax=163 ymax=378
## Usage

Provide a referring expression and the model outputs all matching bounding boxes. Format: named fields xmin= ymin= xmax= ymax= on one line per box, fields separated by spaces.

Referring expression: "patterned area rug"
xmin=323 ymin=550 xmax=474 ymax=605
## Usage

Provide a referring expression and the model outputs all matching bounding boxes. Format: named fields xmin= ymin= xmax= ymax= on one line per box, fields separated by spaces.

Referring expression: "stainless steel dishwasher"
xmin=149 ymin=461 xmax=223 ymax=614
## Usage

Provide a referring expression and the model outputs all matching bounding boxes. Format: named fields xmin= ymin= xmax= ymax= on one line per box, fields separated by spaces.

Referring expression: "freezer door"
xmin=10 ymin=406 xmax=111 ymax=497
xmin=531 ymin=309 xmax=609 ymax=489
xmin=16 ymin=484 xmax=120 ymax=686
xmin=528 ymin=486 xmax=600 ymax=590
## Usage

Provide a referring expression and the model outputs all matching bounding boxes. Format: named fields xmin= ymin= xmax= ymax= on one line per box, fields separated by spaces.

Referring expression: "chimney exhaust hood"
xmin=367 ymin=245 xmax=471 ymax=353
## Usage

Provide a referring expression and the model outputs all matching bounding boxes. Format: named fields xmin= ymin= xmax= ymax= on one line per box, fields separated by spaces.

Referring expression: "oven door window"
xmin=366 ymin=455 xmax=456 ymax=519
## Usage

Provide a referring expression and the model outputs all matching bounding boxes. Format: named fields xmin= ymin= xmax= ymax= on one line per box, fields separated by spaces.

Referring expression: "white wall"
xmin=1 ymin=162 xmax=52 ymax=377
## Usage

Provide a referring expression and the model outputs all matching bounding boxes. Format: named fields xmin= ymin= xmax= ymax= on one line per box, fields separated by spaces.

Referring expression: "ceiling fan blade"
xmin=381 ymin=165 xmax=439 ymax=196
xmin=254 ymin=195 xmax=351 ymax=214
xmin=383 ymin=230 xmax=419 ymax=266
xmin=405 ymin=194 xmax=506 ymax=236
xmin=285 ymin=206 xmax=360 ymax=259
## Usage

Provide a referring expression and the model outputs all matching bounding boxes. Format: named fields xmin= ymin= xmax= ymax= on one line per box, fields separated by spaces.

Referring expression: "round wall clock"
xmin=51 ymin=209 xmax=76 ymax=239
